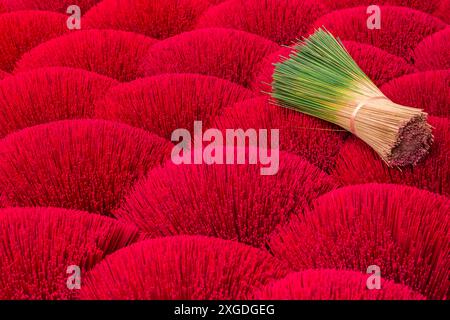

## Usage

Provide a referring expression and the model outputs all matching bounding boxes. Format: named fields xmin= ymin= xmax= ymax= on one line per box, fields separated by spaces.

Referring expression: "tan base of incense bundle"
xmin=271 ymin=28 xmax=433 ymax=167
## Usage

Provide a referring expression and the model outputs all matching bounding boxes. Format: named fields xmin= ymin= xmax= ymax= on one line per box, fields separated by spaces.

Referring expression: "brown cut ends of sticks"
xmin=271 ymin=28 xmax=433 ymax=167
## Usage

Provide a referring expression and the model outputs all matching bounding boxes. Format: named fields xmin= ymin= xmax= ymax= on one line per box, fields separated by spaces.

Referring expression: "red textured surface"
xmin=213 ymin=97 xmax=348 ymax=172
xmin=381 ymin=70 xmax=450 ymax=117
xmin=250 ymin=46 xmax=294 ymax=93
xmin=434 ymin=0 xmax=450 ymax=23
xmin=0 ymin=67 xmax=118 ymax=138
xmin=268 ymin=184 xmax=450 ymax=299
xmin=0 ymin=207 xmax=142 ymax=300
xmin=342 ymin=41 xmax=416 ymax=86
xmin=84 ymin=0 xmax=212 ymax=39
xmin=114 ymin=150 xmax=339 ymax=247
xmin=80 ymin=236 xmax=288 ymax=299
xmin=320 ymin=0 xmax=444 ymax=17
xmin=332 ymin=117 xmax=450 ymax=197
xmin=0 ymin=0 xmax=447 ymax=301
xmin=0 ymin=0 xmax=101 ymax=12
xmin=413 ymin=27 xmax=450 ymax=71
xmin=254 ymin=270 xmax=425 ymax=300
xmin=14 ymin=30 xmax=158 ymax=82
xmin=0 ymin=69 xmax=8 ymax=79
xmin=140 ymin=28 xmax=280 ymax=87
xmin=0 ymin=120 xmax=173 ymax=215
xmin=94 ymin=74 xmax=254 ymax=139
xmin=0 ymin=11 xmax=67 ymax=72
xmin=196 ymin=0 xmax=327 ymax=44
xmin=311 ymin=6 xmax=446 ymax=61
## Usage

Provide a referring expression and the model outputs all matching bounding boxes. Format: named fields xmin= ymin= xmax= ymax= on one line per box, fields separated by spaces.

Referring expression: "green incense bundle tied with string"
xmin=271 ymin=28 xmax=433 ymax=167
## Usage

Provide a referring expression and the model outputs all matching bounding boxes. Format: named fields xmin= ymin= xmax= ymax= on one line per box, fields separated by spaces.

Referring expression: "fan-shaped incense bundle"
xmin=271 ymin=28 xmax=433 ymax=167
